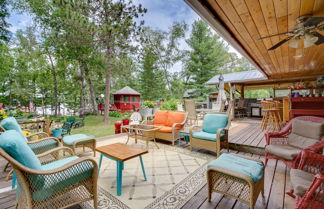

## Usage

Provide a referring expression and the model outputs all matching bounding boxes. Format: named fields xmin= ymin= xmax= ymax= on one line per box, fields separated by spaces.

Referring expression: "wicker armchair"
xmin=287 ymin=151 xmax=324 ymax=209
xmin=265 ymin=116 xmax=324 ymax=168
xmin=190 ymin=114 xmax=230 ymax=156
xmin=0 ymin=146 xmax=98 ymax=209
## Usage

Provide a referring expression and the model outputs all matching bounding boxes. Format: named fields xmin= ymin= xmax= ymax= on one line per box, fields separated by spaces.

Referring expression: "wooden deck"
xmin=1 ymin=119 xmax=296 ymax=209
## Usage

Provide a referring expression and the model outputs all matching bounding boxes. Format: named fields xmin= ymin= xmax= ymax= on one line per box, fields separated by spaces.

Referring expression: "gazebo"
xmin=113 ymin=86 xmax=141 ymax=111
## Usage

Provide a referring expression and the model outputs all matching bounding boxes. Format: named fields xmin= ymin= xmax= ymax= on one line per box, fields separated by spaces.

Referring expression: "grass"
xmin=70 ymin=115 xmax=121 ymax=138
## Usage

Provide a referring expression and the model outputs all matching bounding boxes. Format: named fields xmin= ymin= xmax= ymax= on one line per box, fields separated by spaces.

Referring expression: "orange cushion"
xmin=153 ymin=110 xmax=168 ymax=126
xmin=165 ymin=111 xmax=185 ymax=127
xmin=158 ymin=126 xmax=172 ymax=133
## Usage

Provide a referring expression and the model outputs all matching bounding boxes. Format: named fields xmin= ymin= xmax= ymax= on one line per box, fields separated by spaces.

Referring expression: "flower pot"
xmin=122 ymin=119 xmax=130 ymax=125
xmin=139 ymin=108 xmax=153 ymax=118
xmin=114 ymin=122 xmax=122 ymax=134
xmin=52 ymin=128 xmax=63 ymax=139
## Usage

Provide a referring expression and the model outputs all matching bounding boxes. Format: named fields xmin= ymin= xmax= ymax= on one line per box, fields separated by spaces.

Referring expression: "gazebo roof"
xmin=206 ymin=70 xmax=267 ymax=85
xmin=113 ymin=86 xmax=140 ymax=95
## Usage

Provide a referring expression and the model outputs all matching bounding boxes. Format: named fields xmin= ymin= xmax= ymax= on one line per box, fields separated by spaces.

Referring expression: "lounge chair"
xmin=0 ymin=130 xmax=98 ymax=209
xmin=265 ymin=116 xmax=324 ymax=168
xmin=190 ymin=114 xmax=230 ymax=156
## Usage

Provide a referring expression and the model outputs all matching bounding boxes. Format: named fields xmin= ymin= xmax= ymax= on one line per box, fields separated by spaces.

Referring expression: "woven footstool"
xmin=207 ymin=153 xmax=265 ymax=209
xmin=62 ymin=134 xmax=96 ymax=157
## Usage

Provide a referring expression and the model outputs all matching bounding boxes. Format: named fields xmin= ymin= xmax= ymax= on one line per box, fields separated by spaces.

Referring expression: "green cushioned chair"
xmin=0 ymin=130 xmax=98 ymax=209
xmin=0 ymin=117 xmax=60 ymax=155
xmin=190 ymin=114 xmax=230 ymax=156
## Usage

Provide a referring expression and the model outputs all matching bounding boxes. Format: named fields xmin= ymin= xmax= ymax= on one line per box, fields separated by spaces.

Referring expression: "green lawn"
xmin=70 ymin=115 xmax=121 ymax=138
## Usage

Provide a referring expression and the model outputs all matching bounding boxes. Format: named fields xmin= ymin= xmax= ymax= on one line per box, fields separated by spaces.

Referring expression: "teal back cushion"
xmin=0 ymin=117 xmax=27 ymax=142
xmin=203 ymin=114 xmax=228 ymax=134
xmin=0 ymin=130 xmax=42 ymax=170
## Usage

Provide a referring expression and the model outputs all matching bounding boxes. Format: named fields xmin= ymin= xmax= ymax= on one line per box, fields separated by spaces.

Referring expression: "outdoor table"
xmin=96 ymin=143 xmax=148 ymax=196
xmin=121 ymin=124 xmax=161 ymax=149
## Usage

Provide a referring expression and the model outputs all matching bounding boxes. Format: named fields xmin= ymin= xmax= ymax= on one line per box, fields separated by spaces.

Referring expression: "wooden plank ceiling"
xmin=186 ymin=0 xmax=324 ymax=80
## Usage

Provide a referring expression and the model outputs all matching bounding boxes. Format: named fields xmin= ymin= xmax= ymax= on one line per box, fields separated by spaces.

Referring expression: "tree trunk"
xmin=103 ymin=69 xmax=111 ymax=122
xmin=48 ymin=54 xmax=59 ymax=116
xmin=79 ymin=64 xmax=86 ymax=117
xmin=87 ymin=77 xmax=98 ymax=115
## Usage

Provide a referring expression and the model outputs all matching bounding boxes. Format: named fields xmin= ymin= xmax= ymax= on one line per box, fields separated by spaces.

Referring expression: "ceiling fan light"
xmin=304 ymin=33 xmax=318 ymax=48
xmin=289 ymin=37 xmax=300 ymax=48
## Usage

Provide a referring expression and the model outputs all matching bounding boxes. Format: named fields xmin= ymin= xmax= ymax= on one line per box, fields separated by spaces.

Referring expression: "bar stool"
xmin=261 ymin=101 xmax=281 ymax=131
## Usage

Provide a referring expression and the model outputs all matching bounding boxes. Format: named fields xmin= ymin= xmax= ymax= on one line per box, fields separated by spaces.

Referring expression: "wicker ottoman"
xmin=207 ymin=154 xmax=265 ymax=209
xmin=62 ymin=134 xmax=96 ymax=157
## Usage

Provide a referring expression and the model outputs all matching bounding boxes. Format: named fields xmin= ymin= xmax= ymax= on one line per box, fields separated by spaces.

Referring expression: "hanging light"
xmin=304 ymin=32 xmax=318 ymax=48
xmin=289 ymin=36 xmax=300 ymax=48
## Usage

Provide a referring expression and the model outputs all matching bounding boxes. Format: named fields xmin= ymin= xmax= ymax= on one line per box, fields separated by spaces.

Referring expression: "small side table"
xmin=96 ymin=143 xmax=148 ymax=196
xmin=179 ymin=127 xmax=190 ymax=145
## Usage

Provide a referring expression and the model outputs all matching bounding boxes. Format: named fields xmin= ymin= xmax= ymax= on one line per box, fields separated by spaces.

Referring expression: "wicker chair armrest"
xmin=216 ymin=128 xmax=228 ymax=141
xmin=26 ymin=132 xmax=50 ymax=141
xmin=189 ymin=126 xmax=202 ymax=136
xmin=37 ymin=147 xmax=74 ymax=164
xmin=27 ymin=136 xmax=60 ymax=144
xmin=172 ymin=123 xmax=185 ymax=131
xmin=207 ymin=167 xmax=255 ymax=186
xmin=297 ymin=150 xmax=324 ymax=171
xmin=265 ymin=133 xmax=288 ymax=145
xmin=24 ymin=157 xmax=98 ymax=176
xmin=304 ymin=139 xmax=324 ymax=152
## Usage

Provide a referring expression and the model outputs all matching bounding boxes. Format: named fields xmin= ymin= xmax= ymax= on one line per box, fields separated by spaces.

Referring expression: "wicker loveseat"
xmin=0 ymin=130 xmax=98 ymax=209
xmin=143 ymin=110 xmax=188 ymax=145
xmin=265 ymin=116 xmax=324 ymax=168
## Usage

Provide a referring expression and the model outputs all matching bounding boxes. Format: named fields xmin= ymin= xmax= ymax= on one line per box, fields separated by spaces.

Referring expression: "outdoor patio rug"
xmin=81 ymin=136 xmax=214 ymax=209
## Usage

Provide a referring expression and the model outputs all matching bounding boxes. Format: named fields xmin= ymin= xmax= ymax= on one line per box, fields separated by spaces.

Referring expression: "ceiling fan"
xmin=258 ymin=16 xmax=324 ymax=50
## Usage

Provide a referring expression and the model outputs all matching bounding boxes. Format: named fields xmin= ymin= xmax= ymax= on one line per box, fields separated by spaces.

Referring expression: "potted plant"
xmin=114 ymin=121 xmax=122 ymax=134
xmin=139 ymin=100 xmax=154 ymax=118
xmin=0 ymin=110 xmax=8 ymax=121
xmin=122 ymin=116 xmax=130 ymax=125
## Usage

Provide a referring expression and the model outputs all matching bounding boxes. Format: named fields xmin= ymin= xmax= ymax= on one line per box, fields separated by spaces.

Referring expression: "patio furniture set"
xmin=0 ymin=111 xmax=323 ymax=209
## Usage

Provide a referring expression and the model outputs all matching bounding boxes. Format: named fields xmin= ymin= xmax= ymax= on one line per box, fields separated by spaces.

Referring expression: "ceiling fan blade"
xmin=258 ymin=31 xmax=292 ymax=40
xmin=268 ymin=36 xmax=294 ymax=50
xmin=304 ymin=17 xmax=324 ymax=27
xmin=312 ymin=32 xmax=324 ymax=45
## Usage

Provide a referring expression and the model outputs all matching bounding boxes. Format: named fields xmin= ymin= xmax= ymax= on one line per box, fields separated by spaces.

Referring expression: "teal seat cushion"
xmin=208 ymin=153 xmax=264 ymax=182
xmin=203 ymin=114 xmax=228 ymax=134
xmin=32 ymin=156 xmax=93 ymax=202
xmin=192 ymin=131 xmax=217 ymax=141
xmin=63 ymin=134 xmax=94 ymax=145
xmin=0 ymin=130 xmax=41 ymax=170
xmin=0 ymin=117 xmax=27 ymax=142
xmin=29 ymin=139 xmax=58 ymax=154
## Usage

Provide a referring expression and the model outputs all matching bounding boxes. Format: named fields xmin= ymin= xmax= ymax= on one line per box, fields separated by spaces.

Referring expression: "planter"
xmin=122 ymin=119 xmax=130 ymax=125
xmin=114 ymin=122 xmax=122 ymax=134
xmin=139 ymin=108 xmax=153 ymax=118
xmin=52 ymin=128 xmax=63 ymax=138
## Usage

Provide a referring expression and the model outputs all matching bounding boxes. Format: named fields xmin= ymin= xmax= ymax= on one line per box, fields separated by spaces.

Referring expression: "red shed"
xmin=113 ymin=86 xmax=141 ymax=111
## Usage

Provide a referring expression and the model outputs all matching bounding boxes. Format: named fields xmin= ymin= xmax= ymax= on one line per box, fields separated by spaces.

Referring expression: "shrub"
xmin=143 ymin=100 xmax=155 ymax=108
xmin=109 ymin=111 xmax=122 ymax=118
xmin=160 ymin=99 xmax=182 ymax=111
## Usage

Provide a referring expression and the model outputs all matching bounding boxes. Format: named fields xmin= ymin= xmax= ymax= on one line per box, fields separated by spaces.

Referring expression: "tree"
xmin=0 ymin=0 xmax=11 ymax=43
xmin=184 ymin=20 xmax=230 ymax=97
xmin=139 ymin=47 xmax=166 ymax=100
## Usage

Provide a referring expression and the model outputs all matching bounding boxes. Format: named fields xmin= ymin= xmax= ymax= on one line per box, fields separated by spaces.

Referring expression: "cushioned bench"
xmin=62 ymin=134 xmax=96 ymax=156
xmin=207 ymin=153 xmax=265 ymax=209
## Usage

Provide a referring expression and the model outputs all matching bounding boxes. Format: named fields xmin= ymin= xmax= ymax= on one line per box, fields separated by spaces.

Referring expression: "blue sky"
xmin=7 ymin=0 xmax=240 ymax=71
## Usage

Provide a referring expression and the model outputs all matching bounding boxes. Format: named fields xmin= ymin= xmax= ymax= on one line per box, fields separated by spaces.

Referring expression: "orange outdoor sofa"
xmin=143 ymin=110 xmax=188 ymax=145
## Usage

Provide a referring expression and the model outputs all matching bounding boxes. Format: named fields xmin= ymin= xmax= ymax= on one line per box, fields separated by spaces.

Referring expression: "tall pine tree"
xmin=184 ymin=20 xmax=230 ymax=97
